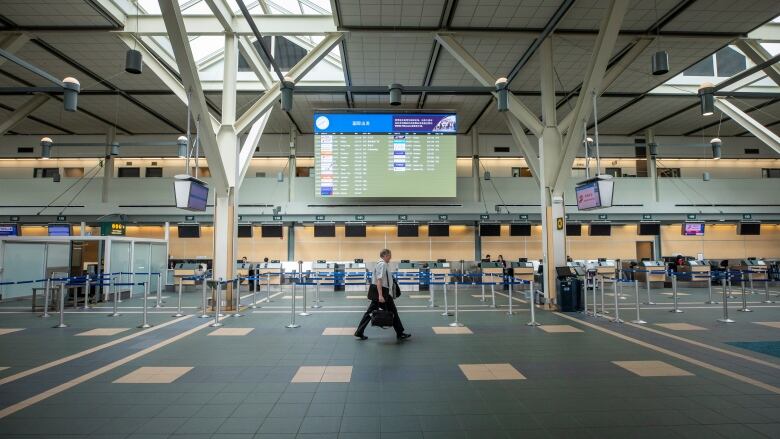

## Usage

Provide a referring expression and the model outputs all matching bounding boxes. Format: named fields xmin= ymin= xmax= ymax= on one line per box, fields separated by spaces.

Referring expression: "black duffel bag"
xmin=370 ymin=309 xmax=394 ymax=328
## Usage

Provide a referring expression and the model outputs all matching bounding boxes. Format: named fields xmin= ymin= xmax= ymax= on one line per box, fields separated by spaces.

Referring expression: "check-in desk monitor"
xmin=635 ymin=260 xmax=666 ymax=283
xmin=256 ymin=262 xmax=283 ymax=286
xmin=396 ymin=262 xmax=422 ymax=291
xmin=236 ymin=262 xmax=253 ymax=284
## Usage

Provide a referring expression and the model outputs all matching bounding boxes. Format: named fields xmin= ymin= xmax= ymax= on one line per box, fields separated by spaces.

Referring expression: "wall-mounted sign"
xmin=519 ymin=215 xmax=528 ymax=220
xmin=480 ymin=214 xmax=490 ymax=220
xmin=9 ymin=216 xmax=19 ymax=222
xmin=687 ymin=214 xmax=697 ymax=220
xmin=398 ymin=215 xmax=408 ymax=220
xmin=56 ymin=215 xmax=66 ymax=222
xmin=742 ymin=213 xmax=752 ymax=220
xmin=315 ymin=215 xmax=325 ymax=221
xmin=642 ymin=214 xmax=652 ymax=220
xmin=565 ymin=214 xmax=570 ymax=220
xmin=556 ymin=218 xmax=564 ymax=230
xmin=598 ymin=214 xmax=608 ymax=220
xmin=272 ymin=215 xmax=283 ymax=221
xmin=100 ymin=222 xmax=125 ymax=236
xmin=355 ymin=215 xmax=365 ymax=220
xmin=438 ymin=214 xmax=448 ymax=220
xmin=238 ymin=215 xmax=243 ymax=221
xmin=185 ymin=215 xmax=195 ymax=221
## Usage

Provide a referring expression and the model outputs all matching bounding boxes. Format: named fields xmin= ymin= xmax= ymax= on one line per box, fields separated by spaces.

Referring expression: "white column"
xmin=646 ymin=128 xmax=659 ymax=202
xmin=102 ymin=126 xmax=116 ymax=203
xmin=288 ymin=128 xmax=296 ymax=202
xmin=472 ymin=127 xmax=480 ymax=201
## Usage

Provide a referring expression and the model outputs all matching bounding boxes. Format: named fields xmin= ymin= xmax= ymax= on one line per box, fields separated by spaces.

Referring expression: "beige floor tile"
xmin=655 ymin=323 xmax=707 ymax=331
xmin=612 ymin=360 xmax=693 ymax=377
xmin=114 ymin=367 xmax=193 ymax=383
xmin=346 ymin=295 xmax=367 ymax=299
xmin=459 ymin=363 xmax=525 ymax=381
xmin=322 ymin=366 xmax=353 ymax=383
xmin=76 ymin=328 xmax=130 ymax=336
xmin=0 ymin=367 xmax=8 ymax=372
xmin=291 ymin=366 xmax=326 ymax=383
xmin=408 ymin=295 xmax=430 ymax=299
xmin=282 ymin=296 xmax=304 ymax=299
xmin=208 ymin=328 xmax=254 ymax=336
xmin=753 ymin=321 xmax=780 ymax=329
xmin=0 ymin=328 xmax=24 ymax=336
xmin=291 ymin=366 xmax=352 ymax=383
xmin=432 ymin=326 xmax=473 ymax=335
xmin=659 ymin=292 xmax=691 ymax=296
xmin=322 ymin=327 xmax=357 ymax=335
xmin=539 ymin=325 xmax=583 ymax=333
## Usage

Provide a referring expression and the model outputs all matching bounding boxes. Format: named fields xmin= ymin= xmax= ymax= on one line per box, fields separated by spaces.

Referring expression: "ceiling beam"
xmin=715 ymin=97 xmax=780 ymax=154
xmin=0 ymin=94 xmax=49 ymax=136
xmin=122 ymin=14 xmax=337 ymax=36
xmin=436 ymin=34 xmax=544 ymax=136
xmin=0 ymin=33 xmax=29 ymax=68
xmin=735 ymin=39 xmax=780 ymax=86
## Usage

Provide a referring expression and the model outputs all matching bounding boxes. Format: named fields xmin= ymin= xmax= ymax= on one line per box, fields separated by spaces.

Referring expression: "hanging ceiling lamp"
xmin=125 ymin=1 xmax=143 ymax=74
xmin=40 ymin=137 xmax=52 ymax=159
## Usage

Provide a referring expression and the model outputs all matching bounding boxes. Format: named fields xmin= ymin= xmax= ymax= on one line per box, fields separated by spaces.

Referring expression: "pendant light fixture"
xmin=650 ymin=0 xmax=670 ymax=75
xmin=125 ymin=1 xmax=143 ymax=74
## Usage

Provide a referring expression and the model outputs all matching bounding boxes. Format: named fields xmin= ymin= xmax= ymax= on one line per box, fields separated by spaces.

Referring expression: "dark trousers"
xmin=356 ymin=296 xmax=404 ymax=336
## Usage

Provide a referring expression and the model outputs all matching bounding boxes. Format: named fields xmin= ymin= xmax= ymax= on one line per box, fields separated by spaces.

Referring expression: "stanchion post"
xmin=286 ymin=276 xmax=300 ymax=328
xmin=153 ymin=272 xmax=162 ymax=308
xmin=631 ymin=279 xmax=646 ymax=324
xmin=738 ymin=272 xmax=752 ymax=312
xmin=109 ymin=278 xmax=121 ymax=317
xmin=428 ymin=273 xmax=436 ymax=308
xmin=173 ymin=277 xmax=184 ymax=317
xmin=612 ymin=278 xmax=623 ymax=323
xmin=527 ymin=280 xmax=540 ymax=326
xmin=670 ymin=273 xmax=683 ymax=313
xmin=53 ymin=283 xmax=67 ymax=328
xmin=764 ymin=277 xmax=774 ymax=304
xmin=749 ymin=272 xmax=754 ymax=294
xmin=582 ymin=274 xmax=589 ymax=315
xmin=441 ymin=281 xmax=452 ymax=316
xmin=81 ymin=274 xmax=90 ymax=310
xmin=490 ymin=278 xmax=496 ymax=308
xmin=232 ymin=279 xmax=244 ymax=317
xmin=211 ymin=280 xmax=223 ymax=327
xmin=251 ymin=276 xmax=258 ymax=309
xmin=312 ymin=279 xmax=322 ymax=309
xmin=507 ymin=277 xmax=514 ymax=316
xmin=139 ymin=281 xmax=152 ymax=328
xmin=198 ymin=277 xmax=209 ymax=318
xmin=448 ymin=279 xmax=464 ymax=327
xmin=41 ymin=278 xmax=51 ymax=318
xmin=644 ymin=275 xmax=655 ymax=305
xmin=599 ymin=277 xmax=606 ymax=316
xmin=705 ymin=272 xmax=717 ymax=304
xmin=591 ymin=274 xmax=597 ymax=316
xmin=718 ymin=273 xmax=735 ymax=323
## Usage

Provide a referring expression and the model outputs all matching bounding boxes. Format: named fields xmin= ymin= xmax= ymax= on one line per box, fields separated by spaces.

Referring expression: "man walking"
xmin=355 ymin=248 xmax=411 ymax=341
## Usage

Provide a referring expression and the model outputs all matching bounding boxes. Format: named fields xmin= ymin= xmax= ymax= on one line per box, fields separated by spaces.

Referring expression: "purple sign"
xmin=392 ymin=114 xmax=456 ymax=133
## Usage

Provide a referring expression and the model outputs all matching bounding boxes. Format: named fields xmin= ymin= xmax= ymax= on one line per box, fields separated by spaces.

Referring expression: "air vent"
xmin=255 ymin=172 xmax=267 ymax=177
xmin=745 ymin=148 xmax=759 ymax=155
xmin=17 ymin=147 xmax=33 ymax=153
xmin=494 ymin=146 xmax=510 ymax=153
xmin=151 ymin=161 xmax=158 ymax=166
xmin=125 ymin=161 xmax=133 ymax=166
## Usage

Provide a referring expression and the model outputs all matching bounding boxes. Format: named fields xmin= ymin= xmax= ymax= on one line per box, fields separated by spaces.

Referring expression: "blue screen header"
xmin=313 ymin=113 xmax=456 ymax=134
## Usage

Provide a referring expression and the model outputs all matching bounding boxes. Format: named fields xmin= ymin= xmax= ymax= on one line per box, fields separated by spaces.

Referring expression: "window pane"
xmin=118 ymin=167 xmax=140 ymax=178
xmin=682 ymin=56 xmax=714 ymax=76
xmin=716 ymin=47 xmax=746 ymax=77
xmin=145 ymin=167 xmax=163 ymax=177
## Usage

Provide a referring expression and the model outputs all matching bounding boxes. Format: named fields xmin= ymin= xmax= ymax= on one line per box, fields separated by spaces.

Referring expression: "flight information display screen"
xmin=313 ymin=113 xmax=457 ymax=198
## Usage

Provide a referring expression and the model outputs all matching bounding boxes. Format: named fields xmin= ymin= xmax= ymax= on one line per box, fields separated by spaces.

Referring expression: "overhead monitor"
xmin=177 ymin=223 xmax=200 ymax=238
xmin=575 ymin=176 xmax=614 ymax=211
xmin=479 ymin=223 xmax=501 ymax=237
xmin=261 ymin=223 xmax=283 ymax=238
xmin=510 ymin=223 xmax=531 ymax=236
xmin=313 ymin=112 xmax=457 ymax=198
xmin=738 ymin=222 xmax=761 ymax=235
xmin=47 ymin=223 xmax=71 ymax=236
xmin=397 ymin=223 xmax=419 ymax=237
xmin=0 ymin=223 xmax=19 ymax=236
xmin=237 ymin=224 xmax=253 ymax=238
xmin=173 ymin=175 xmax=209 ymax=212
xmin=566 ymin=224 xmax=582 ymax=236
xmin=637 ymin=222 xmax=660 ymax=236
xmin=345 ymin=222 xmax=366 ymax=237
xmin=682 ymin=222 xmax=705 ymax=236
xmin=314 ymin=222 xmax=336 ymax=237
xmin=589 ymin=223 xmax=611 ymax=236
xmin=428 ymin=222 xmax=449 ymax=237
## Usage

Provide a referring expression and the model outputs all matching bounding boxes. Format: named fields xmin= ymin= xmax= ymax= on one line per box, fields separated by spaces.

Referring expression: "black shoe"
xmin=397 ymin=333 xmax=411 ymax=341
xmin=354 ymin=333 xmax=367 ymax=340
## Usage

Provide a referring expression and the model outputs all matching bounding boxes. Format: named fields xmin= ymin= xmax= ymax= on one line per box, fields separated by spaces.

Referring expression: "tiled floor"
xmin=0 ymin=328 xmax=23 ymax=336
xmin=754 ymin=321 xmax=780 ymax=329
xmin=0 ymin=283 xmax=779 ymax=438
xmin=114 ymin=366 xmax=193 ymax=383
xmin=76 ymin=328 xmax=130 ymax=336
xmin=655 ymin=323 xmax=708 ymax=331
xmin=209 ymin=327 xmax=255 ymax=336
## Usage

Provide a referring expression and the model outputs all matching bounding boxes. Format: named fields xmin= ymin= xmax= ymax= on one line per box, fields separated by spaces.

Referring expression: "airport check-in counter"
xmin=173 ymin=262 xmax=205 ymax=285
xmin=236 ymin=262 xmax=253 ymax=284
xmin=635 ymin=261 xmax=666 ymax=284
xmin=343 ymin=262 xmax=368 ymax=291
xmin=397 ymin=262 xmax=422 ymax=292
xmin=428 ymin=262 xmax=452 ymax=285
xmin=510 ymin=261 xmax=535 ymax=282
xmin=595 ymin=260 xmax=617 ymax=280
xmin=740 ymin=259 xmax=768 ymax=281
xmin=256 ymin=261 xmax=283 ymax=286
xmin=679 ymin=260 xmax=710 ymax=284
xmin=480 ymin=261 xmax=504 ymax=284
